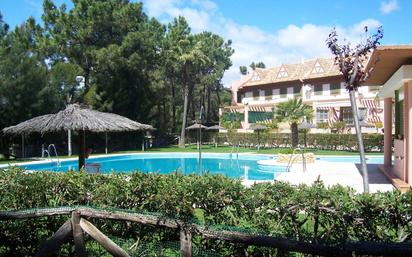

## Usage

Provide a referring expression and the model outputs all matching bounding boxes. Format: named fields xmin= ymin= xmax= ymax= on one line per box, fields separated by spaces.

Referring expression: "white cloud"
xmin=142 ymin=0 xmax=382 ymax=87
xmin=380 ymin=0 xmax=399 ymax=14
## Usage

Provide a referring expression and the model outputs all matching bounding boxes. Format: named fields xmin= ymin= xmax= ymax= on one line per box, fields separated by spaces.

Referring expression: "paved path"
xmin=246 ymin=161 xmax=394 ymax=193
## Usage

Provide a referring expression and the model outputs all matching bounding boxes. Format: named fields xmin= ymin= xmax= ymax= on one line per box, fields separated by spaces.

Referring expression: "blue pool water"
xmin=16 ymin=153 xmax=384 ymax=181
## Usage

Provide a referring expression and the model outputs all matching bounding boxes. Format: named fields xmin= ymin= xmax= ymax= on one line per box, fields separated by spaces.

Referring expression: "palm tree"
xmin=175 ymin=38 xmax=209 ymax=148
xmin=274 ymin=98 xmax=313 ymax=148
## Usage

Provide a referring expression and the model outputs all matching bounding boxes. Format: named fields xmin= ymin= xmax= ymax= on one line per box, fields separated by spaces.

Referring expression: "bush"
xmin=0 ymin=168 xmax=411 ymax=256
xmin=216 ymin=132 xmax=384 ymax=152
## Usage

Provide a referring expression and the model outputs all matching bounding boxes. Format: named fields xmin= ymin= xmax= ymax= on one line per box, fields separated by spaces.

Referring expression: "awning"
xmin=360 ymin=99 xmax=379 ymax=109
xmin=328 ymin=107 xmax=340 ymax=128
xmin=249 ymin=106 xmax=267 ymax=112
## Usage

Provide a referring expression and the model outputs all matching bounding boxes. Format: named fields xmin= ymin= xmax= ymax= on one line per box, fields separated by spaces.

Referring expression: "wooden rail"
xmin=1 ymin=206 xmax=411 ymax=257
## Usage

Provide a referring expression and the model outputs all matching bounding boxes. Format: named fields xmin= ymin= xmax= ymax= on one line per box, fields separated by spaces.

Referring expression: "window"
xmin=359 ymin=107 xmax=367 ymax=122
xmin=330 ymin=83 xmax=340 ymax=95
xmin=272 ymin=88 xmax=280 ymax=99
xmin=253 ymin=90 xmax=259 ymax=100
xmin=294 ymin=85 xmax=302 ymax=97
xmin=259 ymin=89 xmax=265 ymax=101
xmin=314 ymin=84 xmax=323 ymax=96
xmin=237 ymin=93 xmax=243 ymax=103
xmin=316 ymin=109 xmax=329 ymax=123
xmin=280 ymin=87 xmax=287 ymax=98
xmin=265 ymin=88 xmax=272 ymax=100
xmin=287 ymin=87 xmax=293 ymax=98
xmin=341 ymin=107 xmax=353 ymax=125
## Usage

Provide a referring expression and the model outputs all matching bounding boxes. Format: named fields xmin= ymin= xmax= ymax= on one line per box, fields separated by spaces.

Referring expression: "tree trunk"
xmin=291 ymin=122 xmax=298 ymax=147
xmin=78 ymin=130 xmax=86 ymax=170
xmin=189 ymin=86 xmax=196 ymax=121
xmin=207 ymin=86 xmax=211 ymax=123
xmin=216 ymin=83 xmax=221 ymax=107
xmin=349 ymin=90 xmax=369 ymax=192
xmin=179 ymin=65 xmax=190 ymax=148
xmin=171 ymin=79 xmax=176 ymax=133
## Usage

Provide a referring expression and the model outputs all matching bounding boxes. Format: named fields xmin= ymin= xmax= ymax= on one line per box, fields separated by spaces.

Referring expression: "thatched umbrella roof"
xmin=3 ymin=104 xmax=150 ymax=135
xmin=2 ymin=104 xmax=154 ymax=170
xmin=206 ymin=125 xmax=225 ymax=130
xmin=186 ymin=123 xmax=207 ymax=130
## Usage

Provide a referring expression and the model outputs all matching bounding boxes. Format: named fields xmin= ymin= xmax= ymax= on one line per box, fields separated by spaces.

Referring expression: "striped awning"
xmin=225 ymin=107 xmax=241 ymax=113
xmin=361 ymin=99 xmax=383 ymax=125
xmin=249 ymin=106 xmax=267 ymax=112
xmin=368 ymin=116 xmax=382 ymax=123
xmin=256 ymin=119 xmax=273 ymax=124
xmin=361 ymin=99 xmax=379 ymax=109
xmin=327 ymin=107 xmax=340 ymax=128
xmin=317 ymin=106 xmax=330 ymax=111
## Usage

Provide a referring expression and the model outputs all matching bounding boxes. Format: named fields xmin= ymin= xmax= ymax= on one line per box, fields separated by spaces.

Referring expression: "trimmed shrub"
xmin=216 ymin=133 xmax=384 ymax=152
xmin=0 ymin=167 xmax=411 ymax=256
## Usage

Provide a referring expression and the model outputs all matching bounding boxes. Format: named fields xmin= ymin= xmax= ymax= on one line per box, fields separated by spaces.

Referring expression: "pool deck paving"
xmin=244 ymin=161 xmax=394 ymax=193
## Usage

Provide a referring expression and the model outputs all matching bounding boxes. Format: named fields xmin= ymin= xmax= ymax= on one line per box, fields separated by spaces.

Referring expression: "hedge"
xmin=0 ymin=168 xmax=411 ymax=256
xmin=208 ymin=133 xmax=384 ymax=152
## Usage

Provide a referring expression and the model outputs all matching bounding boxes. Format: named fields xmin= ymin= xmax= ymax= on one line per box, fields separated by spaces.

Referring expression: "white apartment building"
xmin=222 ymin=58 xmax=383 ymax=133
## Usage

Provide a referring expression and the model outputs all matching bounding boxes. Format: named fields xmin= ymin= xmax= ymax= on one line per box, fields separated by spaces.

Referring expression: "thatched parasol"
xmin=206 ymin=125 xmax=225 ymax=130
xmin=2 ymin=104 xmax=152 ymax=169
xmin=185 ymin=123 xmax=207 ymax=130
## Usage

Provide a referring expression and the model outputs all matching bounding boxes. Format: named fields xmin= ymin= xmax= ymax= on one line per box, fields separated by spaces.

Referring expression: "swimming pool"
xmin=13 ymin=153 xmax=384 ymax=181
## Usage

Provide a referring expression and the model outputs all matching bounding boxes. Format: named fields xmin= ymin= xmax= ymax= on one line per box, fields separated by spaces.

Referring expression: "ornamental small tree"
xmin=274 ymin=98 xmax=313 ymax=148
xmin=326 ymin=26 xmax=383 ymax=193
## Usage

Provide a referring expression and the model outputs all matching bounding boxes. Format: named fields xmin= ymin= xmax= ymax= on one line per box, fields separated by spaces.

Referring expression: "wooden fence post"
xmin=180 ymin=228 xmax=192 ymax=257
xmin=79 ymin=218 xmax=131 ymax=257
xmin=72 ymin=210 xmax=86 ymax=257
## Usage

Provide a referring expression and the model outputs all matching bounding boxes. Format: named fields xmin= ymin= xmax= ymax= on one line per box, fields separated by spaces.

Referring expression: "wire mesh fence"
xmin=0 ymin=206 xmax=411 ymax=257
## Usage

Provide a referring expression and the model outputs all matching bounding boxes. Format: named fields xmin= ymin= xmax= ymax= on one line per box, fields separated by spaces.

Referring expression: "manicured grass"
xmin=120 ymin=144 xmax=384 ymax=156
xmin=0 ymin=145 xmax=383 ymax=165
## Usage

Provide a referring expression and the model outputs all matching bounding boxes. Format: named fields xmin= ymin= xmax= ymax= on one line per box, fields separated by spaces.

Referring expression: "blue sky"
xmin=1 ymin=0 xmax=411 ymax=86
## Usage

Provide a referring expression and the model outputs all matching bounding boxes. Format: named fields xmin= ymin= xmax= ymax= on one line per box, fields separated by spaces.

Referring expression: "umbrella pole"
xmin=68 ymin=130 xmax=72 ymax=156
xmin=21 ymin=135 xmax=25 ymax=158
xmin=105 ymin=132 xmax=108 ymax=154
xmin=79 ymin=130 xmax=86 ymax=170
xmin=199 ymin=127 xmax=202 ymax=176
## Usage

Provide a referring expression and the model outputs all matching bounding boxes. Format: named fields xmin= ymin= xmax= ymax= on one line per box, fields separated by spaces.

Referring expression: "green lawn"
xmin=0 ymin=145 xmax=383 ymax=165
xmin=120 ymin=144 xmax=383 ymax=156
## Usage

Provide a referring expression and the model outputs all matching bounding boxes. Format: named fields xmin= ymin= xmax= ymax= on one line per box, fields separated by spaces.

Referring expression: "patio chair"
xmin=85 ymin=163 xmax=101 ymax=174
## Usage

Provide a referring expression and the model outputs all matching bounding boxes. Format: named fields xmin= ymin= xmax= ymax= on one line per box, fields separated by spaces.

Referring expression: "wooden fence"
xmin=0 ymin=206 xmax=411 ymax=257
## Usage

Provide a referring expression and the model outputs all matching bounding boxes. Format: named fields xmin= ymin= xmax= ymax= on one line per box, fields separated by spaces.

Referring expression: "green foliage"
xmin=316 ymin=122 xmax=329 ymax=129
xmin=274 ymin=99 xmax=313 ymax=124
xmin=216 ymin=132 xmax=384 ymax=152
xmin=239 ymin=65 xmax=247 ymax=75
xmin=0 ymin=2 xmax=233 ymax=141
xmin=0 ymin=168 xmax=411 ymax=256
xmin=250 ymin=61 xmax=265 ymax=70
xmin=277 ymin=148 xmax=294 ymax=154
xmin=274 ymin=98 xmax=313 ymax=147
xmin=332 ymin=120 xmax=347 ymax=133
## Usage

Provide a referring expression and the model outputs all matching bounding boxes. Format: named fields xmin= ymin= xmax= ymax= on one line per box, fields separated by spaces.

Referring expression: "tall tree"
xmin=194 ymin=32 xmax=233 ymax=123
xmin=164 ymin=17 xmax=191 ymax=133
xmin=250 ymin=61 xmax=265 ymax=70
xmin=42 ymin=0 xmax=148 ymax=99
xmin=0 ymin=18 xmax=60 ymax=129
xmin=326 ymin=26 xmax=383 ymax=193
xmin=239 ymin=66 xmax=247 ymax=75
xmin=274 ymin=98 xmax=313 ymax=147
xmin=175 ymin=37 xmax=208 ymax=148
